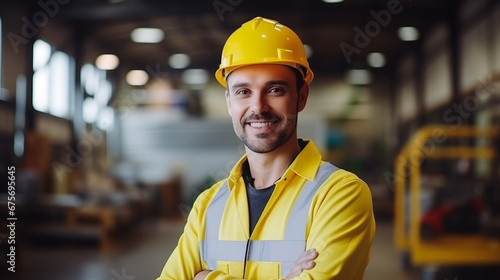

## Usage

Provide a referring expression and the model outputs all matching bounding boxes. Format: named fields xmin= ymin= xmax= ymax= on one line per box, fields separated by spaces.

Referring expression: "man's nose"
xmin=250 ymin=92 xmax=270 ymax=114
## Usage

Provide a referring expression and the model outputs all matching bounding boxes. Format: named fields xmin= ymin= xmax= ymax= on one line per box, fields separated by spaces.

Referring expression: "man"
xmin=157 ymin=16 xmax=375 ymax=280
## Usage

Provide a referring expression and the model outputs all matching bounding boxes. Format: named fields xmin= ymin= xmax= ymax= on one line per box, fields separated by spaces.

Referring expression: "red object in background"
xmin=420 ymin=197 xmax=485 ymax=239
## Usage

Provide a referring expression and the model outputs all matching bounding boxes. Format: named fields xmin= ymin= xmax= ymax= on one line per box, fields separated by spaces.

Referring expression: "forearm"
xmin=194 ymin=249 xmax=318 ymax=280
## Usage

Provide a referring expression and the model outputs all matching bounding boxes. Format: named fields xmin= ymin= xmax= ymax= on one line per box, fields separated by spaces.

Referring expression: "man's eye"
xmin=269 ymin=87 xmax=285 ymax=94
xmin=236 ymin=89 xmax=250 ymax=95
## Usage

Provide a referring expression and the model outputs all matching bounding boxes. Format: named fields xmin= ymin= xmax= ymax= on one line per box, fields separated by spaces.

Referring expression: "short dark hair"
xmin=288 ymin=66 xmax=306 ymax=93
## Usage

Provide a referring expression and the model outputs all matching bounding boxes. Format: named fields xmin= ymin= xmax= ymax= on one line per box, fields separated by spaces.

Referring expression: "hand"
xmin=192 ymin=250 xmax=317 ymax=280
xmin=194 ymin=270 xmax=212 ymax=280
xmin=285 ymin=249 xmax=318 ymax=279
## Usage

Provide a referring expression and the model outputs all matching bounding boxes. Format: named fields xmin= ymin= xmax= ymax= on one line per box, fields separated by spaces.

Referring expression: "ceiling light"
xmin=398 ymin=26 xmax=419 ymax=41
xmin=168 ymin=53 xmax=191 ymax=69
xmin=126 ymin=70 xmax=149 ymax=86
xmin=367 ymin=52 xmax=386 ymax=68
xmin=33 ymin=39 xmax=51 ymax=71
xmin=97 ymin=106 xmax=115 ymax=131
xmin=131 ymin=28 xmax=164 ymax=43
xmin=323 ymin=0 xmax=344 ymax=3
xmin=182 ymin=69 xmax=209 ymax=85
xmin=346 ymin=69 xmax=372 ymax=85
xmin=303 ymin=44 xmax=313 ymax=58
xmin=83 ymin=97 xmax=98 ymax=123
xmin=95 ymin=54 xmax=119 ymax=70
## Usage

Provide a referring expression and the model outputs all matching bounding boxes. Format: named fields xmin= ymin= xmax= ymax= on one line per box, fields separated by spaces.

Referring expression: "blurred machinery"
xmin=394 ymin=125 xmax=500 ymax=279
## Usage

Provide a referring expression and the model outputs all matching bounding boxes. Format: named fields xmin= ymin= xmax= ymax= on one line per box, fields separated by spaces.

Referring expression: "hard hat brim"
xmin=215 ymin=62 xmax=313 ymax=88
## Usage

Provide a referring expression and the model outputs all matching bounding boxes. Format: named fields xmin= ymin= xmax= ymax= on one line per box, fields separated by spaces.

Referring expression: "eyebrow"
xmin=229 ymin=80 xmax=291 ymax=92
xmin=266 ymin=80 xmax=291 ymax=87
xmin=230 ymin=82 xmax=250 ymax=91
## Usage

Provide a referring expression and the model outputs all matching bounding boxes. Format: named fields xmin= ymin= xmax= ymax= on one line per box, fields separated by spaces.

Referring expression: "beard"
xmin=233 ymin=111 xmax=298 ymax=154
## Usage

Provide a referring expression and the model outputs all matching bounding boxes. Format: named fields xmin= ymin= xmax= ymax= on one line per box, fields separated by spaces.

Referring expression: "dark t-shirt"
xmin=242 ymin=139 xmax=306 ymax=235
xmin=242 ymin=161 xmax=276 ymax=235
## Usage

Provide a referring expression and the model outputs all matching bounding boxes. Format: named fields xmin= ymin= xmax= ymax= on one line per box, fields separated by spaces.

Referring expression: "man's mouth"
xmin=248 ymin=121 xmax=274 ymax=128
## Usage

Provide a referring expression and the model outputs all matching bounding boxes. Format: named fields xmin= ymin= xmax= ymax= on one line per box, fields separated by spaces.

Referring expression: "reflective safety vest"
xmin=199 ymin=162 xmax=339 ymax=277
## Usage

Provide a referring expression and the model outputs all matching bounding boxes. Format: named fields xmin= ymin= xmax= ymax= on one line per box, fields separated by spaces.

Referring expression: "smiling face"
xmin=225 ymin=64 xmax=308 ymax=154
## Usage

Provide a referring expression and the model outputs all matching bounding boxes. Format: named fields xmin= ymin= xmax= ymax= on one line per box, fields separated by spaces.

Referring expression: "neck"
xmin=245 ymin=138 xmax=301 ymax=190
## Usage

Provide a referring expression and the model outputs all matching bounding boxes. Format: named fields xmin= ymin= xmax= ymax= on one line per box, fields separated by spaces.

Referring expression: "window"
xmin=32 ymin=39 xmax=74 ymax=118
xmin=81 ymin=63 xmax=114 ymax=130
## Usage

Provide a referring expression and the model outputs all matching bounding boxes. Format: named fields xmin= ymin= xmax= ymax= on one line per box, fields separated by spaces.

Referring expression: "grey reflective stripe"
xmin=247 ymin=240 xmax=305 ymax=261
xmin=200 ymin=162 xmax=339 ymax=276
xmin=200 ymin=182 xmax=232 ymax=269
xmin=285 ymin=162 xmax=339 ymax=240
xmin=280 ymin=162 xmax=338 ymax=275
xmin=200 ymin=240 xmax=247 ymax=263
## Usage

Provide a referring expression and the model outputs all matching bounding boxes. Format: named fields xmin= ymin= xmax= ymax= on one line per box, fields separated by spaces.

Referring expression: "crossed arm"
xmin=194 ymin=249 xmax=319 ymax=280
xmin=157 ymin=173 xmax=375 ymax=280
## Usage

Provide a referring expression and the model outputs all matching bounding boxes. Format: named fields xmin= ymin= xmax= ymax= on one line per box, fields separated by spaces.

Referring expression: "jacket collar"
xmin=227 ymin=140 xmax=323 ymax=190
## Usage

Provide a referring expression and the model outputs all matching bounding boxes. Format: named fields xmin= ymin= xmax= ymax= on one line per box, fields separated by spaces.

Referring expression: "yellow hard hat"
xmin=215 ymin=17 xmax=314 ymax=87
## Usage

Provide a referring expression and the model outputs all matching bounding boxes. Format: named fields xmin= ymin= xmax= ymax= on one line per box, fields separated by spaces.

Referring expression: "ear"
xmin=297 ymin=84 xmax=309 ymax=112
xmin=225 ymin=90 xmax=232 ymax=117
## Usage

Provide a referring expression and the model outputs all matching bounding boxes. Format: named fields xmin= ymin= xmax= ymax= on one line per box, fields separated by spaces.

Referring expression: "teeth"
xmin=249 ymin=122 xmax=273 ymax=128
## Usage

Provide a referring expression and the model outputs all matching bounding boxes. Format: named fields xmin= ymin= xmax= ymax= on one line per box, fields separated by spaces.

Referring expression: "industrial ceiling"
xmin=21 ymin=0 xmax=460 ymax=77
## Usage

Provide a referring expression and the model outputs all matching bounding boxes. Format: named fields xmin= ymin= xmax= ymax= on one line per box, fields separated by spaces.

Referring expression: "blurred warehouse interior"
xmin=0 ymin=0 xmax=500 ymax=279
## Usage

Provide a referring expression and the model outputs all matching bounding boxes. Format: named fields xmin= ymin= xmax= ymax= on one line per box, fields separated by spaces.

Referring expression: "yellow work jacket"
xmin=157 ymin=140 xmax=375 ymax=280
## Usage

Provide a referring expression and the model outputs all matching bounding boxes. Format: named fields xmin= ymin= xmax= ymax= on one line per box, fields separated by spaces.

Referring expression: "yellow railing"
xmin=394 ymin=125 xmax=500 ymax=265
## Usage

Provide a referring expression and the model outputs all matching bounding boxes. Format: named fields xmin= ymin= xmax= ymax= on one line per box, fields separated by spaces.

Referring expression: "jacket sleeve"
xmin=156 ymin=181 xmax=248 ymax=280
xmin=156 ymin=188 xmax=210 ymax=280
xmin=297 ymin=170 xmax=376 ymax=280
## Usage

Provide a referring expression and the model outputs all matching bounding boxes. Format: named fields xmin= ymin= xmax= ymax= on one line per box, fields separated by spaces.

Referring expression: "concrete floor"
xmin=363 ymin=219 xmax=420 ymax=280
xmin=7 ymin=219 xmax=498 ymax=280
